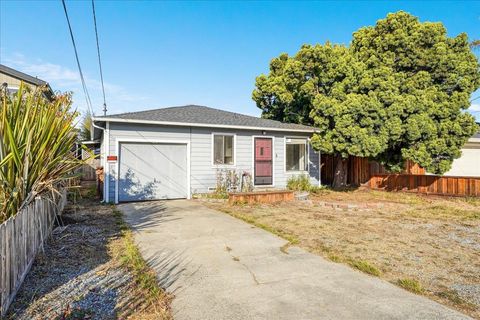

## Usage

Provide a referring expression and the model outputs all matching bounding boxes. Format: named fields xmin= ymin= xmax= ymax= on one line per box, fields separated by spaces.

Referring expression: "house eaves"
xmin=92 ymin=117 xmax=316 ymax=133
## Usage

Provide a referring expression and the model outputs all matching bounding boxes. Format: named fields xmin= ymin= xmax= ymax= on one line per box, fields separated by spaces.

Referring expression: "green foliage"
xmin=287 ymin=174 xmax=326 ymax=193
xmin=0 ymin=84 xmax=82 ymax=222
xmin=253 ymin=11 xmax=480 ymax=175
xmin=397 ymin=278 xmax=423 ymax=294
xmin=79 ymin=110 xmax=93 ymax=141
xmin=349 ymin=259 xmax=381 ymax=276
xmin=286 ymin=175 xmax=311 ymax=191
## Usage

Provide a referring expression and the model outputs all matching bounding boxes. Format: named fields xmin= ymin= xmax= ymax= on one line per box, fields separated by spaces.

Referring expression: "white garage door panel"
xmin=119 ymin=143 xmax=188 ymax=202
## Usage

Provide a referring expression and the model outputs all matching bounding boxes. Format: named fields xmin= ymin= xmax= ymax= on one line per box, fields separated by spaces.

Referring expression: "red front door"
xmin=254 ymin=138 xmax=273 ymax=185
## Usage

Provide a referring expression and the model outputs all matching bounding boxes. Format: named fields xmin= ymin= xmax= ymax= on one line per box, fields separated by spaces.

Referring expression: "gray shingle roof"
xmin=0 ymin=64 xmax=48 ymax=86
xmin=98 ymin=105 xmax=314 ymax=132
xmin=0 ymin=64 xmax=54 ymax=100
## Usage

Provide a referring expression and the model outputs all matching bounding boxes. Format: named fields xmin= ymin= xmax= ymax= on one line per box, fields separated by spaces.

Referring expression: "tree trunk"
xmin=332 ymin=155 xmax=348 ymax=189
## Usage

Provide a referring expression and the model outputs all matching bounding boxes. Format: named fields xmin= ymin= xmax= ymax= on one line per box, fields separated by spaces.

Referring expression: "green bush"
xmin=287 ymin=175 xmax=311 ymax=191
xmin=286 ymin=175 xmax=327 ymax=193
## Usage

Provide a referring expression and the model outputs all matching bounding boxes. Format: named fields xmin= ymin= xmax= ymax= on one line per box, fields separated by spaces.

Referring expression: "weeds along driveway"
xmin=8 ymin=196 xmax=171 ymax=320
xmin=118 ymin=200 xmax=471 ymax=320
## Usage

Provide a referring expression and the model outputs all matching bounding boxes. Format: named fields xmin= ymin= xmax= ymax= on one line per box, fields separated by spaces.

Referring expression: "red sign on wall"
xmin=107 ymin=155 xmax=117 ymax=162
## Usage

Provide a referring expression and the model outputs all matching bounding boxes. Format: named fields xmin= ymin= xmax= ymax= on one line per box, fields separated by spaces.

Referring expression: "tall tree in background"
xmin=350 ymin=12 xmax=479 ymax=175
xmin=79 ymin=110 xmax=93 ymax=141
xmin=253 ymin=11 xmax=480 ymax=188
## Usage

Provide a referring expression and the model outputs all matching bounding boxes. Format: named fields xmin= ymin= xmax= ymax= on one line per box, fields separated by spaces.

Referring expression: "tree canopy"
xmin=253 ymin=11 xmax=480 ymax=183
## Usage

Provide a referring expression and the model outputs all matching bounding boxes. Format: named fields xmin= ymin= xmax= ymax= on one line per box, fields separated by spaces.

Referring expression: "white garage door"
xmin=118 ymin=142 xmax=188 ymax=202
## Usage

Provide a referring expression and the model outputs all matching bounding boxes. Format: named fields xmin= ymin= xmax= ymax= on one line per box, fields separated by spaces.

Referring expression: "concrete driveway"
xmin=118 ymin=200 xmax=470 ymax=320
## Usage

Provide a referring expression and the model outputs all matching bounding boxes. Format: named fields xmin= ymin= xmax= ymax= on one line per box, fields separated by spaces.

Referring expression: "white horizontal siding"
xmin=105 ymin=122 xmax=319 ymax=201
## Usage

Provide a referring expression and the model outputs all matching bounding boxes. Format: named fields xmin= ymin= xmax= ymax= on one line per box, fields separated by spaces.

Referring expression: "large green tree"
xmin=253 ymin=11 xmax=480 ymax=188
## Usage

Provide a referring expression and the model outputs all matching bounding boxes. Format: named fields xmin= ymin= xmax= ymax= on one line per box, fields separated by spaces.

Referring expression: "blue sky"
xmin=1 ymin=1 xmax=479 ymax=119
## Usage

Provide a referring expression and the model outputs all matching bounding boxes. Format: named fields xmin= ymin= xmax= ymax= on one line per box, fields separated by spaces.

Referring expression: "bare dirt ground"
xmin=202 ymin=189 xmax=480 ymax=319
xmin=7 ymin=190 xmax=171 ymax=320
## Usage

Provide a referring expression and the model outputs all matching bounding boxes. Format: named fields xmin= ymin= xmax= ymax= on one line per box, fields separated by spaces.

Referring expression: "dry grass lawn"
xmin=202 ymin=189 xmax=480 ymax=319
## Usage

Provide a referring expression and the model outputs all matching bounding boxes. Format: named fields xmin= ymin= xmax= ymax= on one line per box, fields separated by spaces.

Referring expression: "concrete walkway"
xmin=118 ymin=200 xmax=470 ymax=320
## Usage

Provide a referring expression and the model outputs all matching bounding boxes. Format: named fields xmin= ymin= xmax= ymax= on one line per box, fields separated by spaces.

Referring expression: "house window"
xmin=213 ymin=134 xmax=234 ymax=165
xmin=286 ymin=138 xmax=307 ymax=171
xmin=6 ymin=86 xmax=19 ymax=95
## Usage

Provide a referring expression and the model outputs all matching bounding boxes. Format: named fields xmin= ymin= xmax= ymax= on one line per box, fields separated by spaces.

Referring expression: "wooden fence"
xmin=321 ymin=154 xmax=480 ymax=197
xmin=321 ymin=155 xmax=427 ymax=186
xmin=80 ymin=158 xmax=101 ymax=181
xmin=369 ymin=174 xmax=480 ymax=197
xmin=0 ymin=190 xmax=67 ymax=317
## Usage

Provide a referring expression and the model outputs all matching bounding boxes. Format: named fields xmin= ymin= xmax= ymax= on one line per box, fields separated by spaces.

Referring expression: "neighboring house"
xmin=0 ymin=64 xmax=54 ymax=100
xmin=443 ymin=130 xmax=480 ymax=177
xmin=92 ymin=105 xmax=319 ymax=203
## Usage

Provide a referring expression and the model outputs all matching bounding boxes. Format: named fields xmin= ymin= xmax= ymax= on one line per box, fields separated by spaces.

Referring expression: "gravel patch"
xmin=6 ymin=198 xmax=140 ymax=320
xmin=452 ymin=284 xmax=480 ymax=307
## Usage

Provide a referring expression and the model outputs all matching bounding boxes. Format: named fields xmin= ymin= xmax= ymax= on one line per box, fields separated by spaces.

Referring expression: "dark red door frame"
xmin=254 ymin=137 xmax=273 ymax=186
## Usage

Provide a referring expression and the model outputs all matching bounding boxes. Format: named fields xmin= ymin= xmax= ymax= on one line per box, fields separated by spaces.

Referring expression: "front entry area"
xmin=118 ymin=142 xmax=188 ymax=202
xmin=254 ymin=137 xmax=273 ymax=185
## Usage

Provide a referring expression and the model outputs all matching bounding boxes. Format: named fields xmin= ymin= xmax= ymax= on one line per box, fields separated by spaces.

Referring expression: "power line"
xmin=61 ymin=0 xmax=94 ymax=116
xmin=92 ymin=0 xmax=107 ymax=116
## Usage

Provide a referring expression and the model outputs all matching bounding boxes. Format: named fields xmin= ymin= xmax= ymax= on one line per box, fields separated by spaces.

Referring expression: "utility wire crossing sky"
xmin=0 ymin=1 xmax=479 ymax=119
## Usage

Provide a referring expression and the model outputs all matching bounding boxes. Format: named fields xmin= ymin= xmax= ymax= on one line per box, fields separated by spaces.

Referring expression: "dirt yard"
xmin=202 ymin=189 xmax=480 ymax=319
xmin=7 ymin=188 xmax=172 ymax=320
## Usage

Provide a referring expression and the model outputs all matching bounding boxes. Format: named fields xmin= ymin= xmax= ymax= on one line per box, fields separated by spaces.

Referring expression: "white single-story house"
xmin=443 ymin=131 xmax=480 ymax=177
xmin=92 ymin=105 xmax=319 ymax=203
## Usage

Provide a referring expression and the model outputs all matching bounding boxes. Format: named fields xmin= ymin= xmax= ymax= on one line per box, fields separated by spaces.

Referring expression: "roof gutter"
xmin=92 ymin=117 xmax=316 ymax=133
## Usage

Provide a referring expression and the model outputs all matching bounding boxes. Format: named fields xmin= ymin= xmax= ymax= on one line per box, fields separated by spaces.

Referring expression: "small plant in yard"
xmin=215 ymin=169 xmax=254 ymax=196
xmin=349 ymin=260 xmax=381 ymax=277
xmin=287 ymin=175 xmax=326 ymax=193
xmin=327 ymin=253 xmax=343 ymax=263
xmin=287 ymin=175 xmax=311 ymax=192
xmin=215 ymin=169 xmax=239 ymax=196
xmin=397 ymin=278 xmax=423 ymax=294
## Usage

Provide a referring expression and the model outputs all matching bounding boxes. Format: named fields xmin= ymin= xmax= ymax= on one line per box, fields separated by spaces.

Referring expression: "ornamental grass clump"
xmin=0 ymin=84 xmax=82 ymax=223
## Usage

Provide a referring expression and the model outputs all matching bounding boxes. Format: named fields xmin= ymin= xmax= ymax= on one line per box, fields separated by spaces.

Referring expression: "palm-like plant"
xmin=0 ymin=84 xmax=82 ymax=222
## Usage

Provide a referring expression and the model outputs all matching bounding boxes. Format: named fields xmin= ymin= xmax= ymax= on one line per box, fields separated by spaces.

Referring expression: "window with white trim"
xmin=6 ymin=85 xmax=19 ymax=95
xmin=286 ymin=138 xmax=307 ymax=171
xmin=213 ymin=134 xmax=234 ymax=165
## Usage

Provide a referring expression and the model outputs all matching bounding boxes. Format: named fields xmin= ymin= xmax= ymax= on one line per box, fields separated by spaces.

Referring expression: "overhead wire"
xmin=61 ymin=0 xmax=94 ymax=116
xmin=92 ymin=0 xmax=107 ymax=116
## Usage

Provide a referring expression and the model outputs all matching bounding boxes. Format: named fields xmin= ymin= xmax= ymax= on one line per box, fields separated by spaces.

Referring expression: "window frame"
xmin=211 ymin=132 xmax=236 ymax=167
xmin=6 ymin=85 xmax=20 ymax=95
xmin=284 ymin=136 xmax=309 ymax=173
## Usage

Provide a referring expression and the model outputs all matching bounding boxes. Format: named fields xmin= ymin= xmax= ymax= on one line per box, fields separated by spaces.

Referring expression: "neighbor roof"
xmin=94 ymin=105 xmax=315 ymax=132
xmin=0 ymin=64 xmax=54 ymax=99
